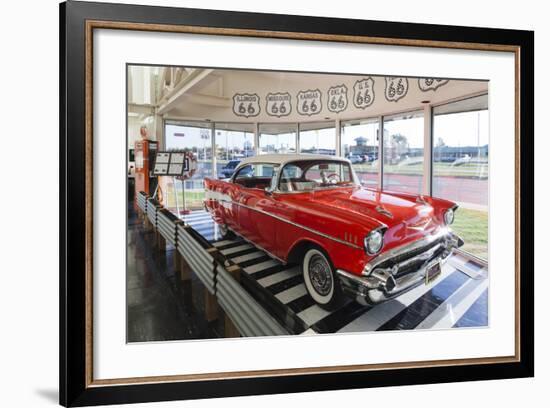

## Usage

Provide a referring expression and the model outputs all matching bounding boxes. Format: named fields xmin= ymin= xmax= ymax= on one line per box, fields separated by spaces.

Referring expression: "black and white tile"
xmin=182 ymin=210 xmax=489 ymax=335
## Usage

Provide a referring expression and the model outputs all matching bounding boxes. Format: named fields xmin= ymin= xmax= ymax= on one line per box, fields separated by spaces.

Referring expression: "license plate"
xmin=425 ymin=262 xmax=442 ymax=284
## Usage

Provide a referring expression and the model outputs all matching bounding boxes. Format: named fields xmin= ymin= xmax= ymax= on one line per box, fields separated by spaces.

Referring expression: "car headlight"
xmin=444 ymin=208 xmax=455 ymax=225
xmin=365 ymin=229 xmax=384 ymax=255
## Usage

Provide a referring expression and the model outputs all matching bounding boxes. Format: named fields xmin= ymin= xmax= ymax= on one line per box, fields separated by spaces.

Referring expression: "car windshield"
xmin=279 ymin=160 xmax=356 ymax=192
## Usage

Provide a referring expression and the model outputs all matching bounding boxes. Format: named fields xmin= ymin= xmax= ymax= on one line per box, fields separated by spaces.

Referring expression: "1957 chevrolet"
xmin=204 ymin=154 xmax=463 ymax=310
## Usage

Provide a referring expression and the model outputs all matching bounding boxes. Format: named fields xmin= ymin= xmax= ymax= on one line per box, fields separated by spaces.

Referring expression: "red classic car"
xmin=204 ymin=154 xmax=463 ymax=309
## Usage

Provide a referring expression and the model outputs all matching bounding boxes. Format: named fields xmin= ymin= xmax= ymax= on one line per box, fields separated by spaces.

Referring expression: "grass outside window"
xmin=451 ymin=207 xmax=488 ymax=261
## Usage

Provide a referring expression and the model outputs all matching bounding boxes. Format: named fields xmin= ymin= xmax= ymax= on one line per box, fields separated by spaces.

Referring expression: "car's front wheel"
xmin=302 ymin=247 xmax=344 ymax=310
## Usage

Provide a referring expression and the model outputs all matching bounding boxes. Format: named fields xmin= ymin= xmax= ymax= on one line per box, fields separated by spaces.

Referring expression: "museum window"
xmin=432 ymin=94 xmax=489 ymax=260
xmin=164 ymin=120 xmax=213 ymax=209
xmin=259 ymin=123 xmax=297 ymax=154
xmin=298 ymin=121 xmax=336 ymax=156
xmin=215 ymin=122 xmax=255 ymax=180
xmin=382 ymin=110 xmax=424 ymax=194
xmin=341 ymin=118 xmax=380 ymax=188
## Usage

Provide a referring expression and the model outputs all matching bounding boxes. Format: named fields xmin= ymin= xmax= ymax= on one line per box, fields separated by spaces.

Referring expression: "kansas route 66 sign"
xmin=419 ymin=78 xmax=449 ymax=91
xmin=297 ymin=89 xmax=322 ymax=116
xmin=327 ymin=85 xmax=348 ymax=113
xmin=266 ymin=92 xmax=292 ymax=117
xmin=353 ymin=77 xmax=375 ymax=109
xmin=233 ymin=93 xmax=261 ymax=117
xmin=385 ymin=77 xmax=409 ymax=102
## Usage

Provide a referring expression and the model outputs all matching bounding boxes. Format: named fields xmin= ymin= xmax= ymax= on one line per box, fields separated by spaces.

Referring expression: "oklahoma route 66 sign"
xmin=353 ymin=78 xmax=375 ymax=109
xmin=327 ymin=85 xmax=348 ymax=113
xmin=297 ymin=89 xmax=322 ymax=116
xmin=232 ymin=93 xmax=261 ymax=117
xmin=266 ymin=92 xmax=292 ymax=117
xmin=385 ymin=77 xmax=409 ymax=102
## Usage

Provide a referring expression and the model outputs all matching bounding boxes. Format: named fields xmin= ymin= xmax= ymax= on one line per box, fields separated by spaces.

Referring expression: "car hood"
xmin=294 ymin=187 xmax=438 ymax=243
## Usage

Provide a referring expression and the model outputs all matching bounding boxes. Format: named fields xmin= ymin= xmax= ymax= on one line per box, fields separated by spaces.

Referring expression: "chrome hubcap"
xmin=308 ymin=254 xmax=332 ymax=296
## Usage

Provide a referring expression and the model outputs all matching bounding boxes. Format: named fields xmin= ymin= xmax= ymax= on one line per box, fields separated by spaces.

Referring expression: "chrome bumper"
xmin=336 ymin=229 xmax=463 ymax=305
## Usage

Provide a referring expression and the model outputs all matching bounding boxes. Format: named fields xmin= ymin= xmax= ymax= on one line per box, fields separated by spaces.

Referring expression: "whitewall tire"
xmin=302 ymin=247 xmax=343 ymax=310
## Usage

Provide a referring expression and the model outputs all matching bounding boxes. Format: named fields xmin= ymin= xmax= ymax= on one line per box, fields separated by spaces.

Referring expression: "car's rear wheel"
xmin=302 ymin=247 xmax=344 ymax=310
xmin=218 ymin=223 xmax=234 ymax=239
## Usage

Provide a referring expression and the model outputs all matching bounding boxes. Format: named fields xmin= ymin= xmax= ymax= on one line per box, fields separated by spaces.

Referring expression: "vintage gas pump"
xmin=134 ymin=126 xmax=158 ymax=209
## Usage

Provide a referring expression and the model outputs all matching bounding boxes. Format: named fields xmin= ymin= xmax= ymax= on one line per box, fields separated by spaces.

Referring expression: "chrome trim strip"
xmin=229 ymin=200 xmax=364 ymax=250
xmin=375 ymin=205 xmax=393 ymax=218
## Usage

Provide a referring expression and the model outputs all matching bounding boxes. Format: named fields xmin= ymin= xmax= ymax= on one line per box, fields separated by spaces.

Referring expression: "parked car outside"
xmin=347 ymin=153 xmax=364 ymax=164
xmin=219 ymin=160 xmax=241 ymax=179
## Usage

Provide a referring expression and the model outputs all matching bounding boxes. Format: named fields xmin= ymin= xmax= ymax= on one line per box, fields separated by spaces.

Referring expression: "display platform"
xmin=181 ymin=210 xmax=489 ymax=334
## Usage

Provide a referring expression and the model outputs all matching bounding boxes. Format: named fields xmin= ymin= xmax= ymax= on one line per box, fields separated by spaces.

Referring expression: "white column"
xmin=296 ymin=123 xmax=300 ymax=153
xmin=335 ymin=119 xmax=341 ymax=156
xmin=378 ymin=116 xmax=384 ymax=190
xmin=423 ymin=104 xmax=433 ymax=196
xmin=211 ymin=122 xmax=217 ymax=178
xmin=254 ymin=122 xmax=260 ymax=155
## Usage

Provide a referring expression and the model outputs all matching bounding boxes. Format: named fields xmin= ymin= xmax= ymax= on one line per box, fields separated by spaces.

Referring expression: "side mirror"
xmin=264 ymin=187 xmax=273 ymax=196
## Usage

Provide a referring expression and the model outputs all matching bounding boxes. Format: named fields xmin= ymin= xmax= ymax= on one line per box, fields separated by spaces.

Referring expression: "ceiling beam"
xmin=128 ymin=103 xmax=155 ymax=116
xmin=181 ymin=93 xmax=231 ymax=108
xmin=157 ymin=69 xmax=214 ymax=115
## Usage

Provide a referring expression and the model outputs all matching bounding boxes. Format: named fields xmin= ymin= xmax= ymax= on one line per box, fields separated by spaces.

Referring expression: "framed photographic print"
xmin=60 ymin=0 xmax=534 ymax=406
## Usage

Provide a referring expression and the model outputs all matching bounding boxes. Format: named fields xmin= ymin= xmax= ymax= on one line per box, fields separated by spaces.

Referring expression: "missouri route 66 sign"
xmin=233 ymin=93 xmax=261 ymax=117
xmin=385 ymin=77 xmax=409 ymax=102
xmin=266 ymin=92 xmax=292 ymax=117
xmin=327 ymin=85 xmax=348 ymax=113
xmin=353 ymin=78 xmax=375 ymax=109
xmin=419 ymin=78 xmax=450 ymax=91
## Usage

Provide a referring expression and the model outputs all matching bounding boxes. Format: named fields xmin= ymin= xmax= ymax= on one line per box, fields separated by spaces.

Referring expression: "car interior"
xmin=232 ymin=161 xmax=354 ymax=191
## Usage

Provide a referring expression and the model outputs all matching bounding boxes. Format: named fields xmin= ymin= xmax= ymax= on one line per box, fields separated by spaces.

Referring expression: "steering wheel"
xmin=324 ymin=172 xmax=341 ymax=184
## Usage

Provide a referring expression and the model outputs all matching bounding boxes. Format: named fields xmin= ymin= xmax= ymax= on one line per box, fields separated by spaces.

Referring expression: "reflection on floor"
xmin=127 ymin=207 xmax=489 ymax=342
xmin=127 ymin=206 xmax=224 ymax=342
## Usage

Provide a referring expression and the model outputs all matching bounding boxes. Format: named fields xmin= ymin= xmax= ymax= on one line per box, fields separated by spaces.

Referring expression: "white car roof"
xmin=237 ymin=153 xmax=350 ymax=167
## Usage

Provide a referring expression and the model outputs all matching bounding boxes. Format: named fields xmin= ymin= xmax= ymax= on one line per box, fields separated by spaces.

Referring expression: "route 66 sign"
xmin=353 ymin=78 xmax=375 ymax=109
xmin=327 ymin=85 xmax=348 ymax=113
xmin=297 ymin=89 xmax=322 ymax=116
xmin=419 ymin=78 xmax=449 ymax=91
xmin=385 ymin=77 xmax=409 ymax=102
xmin=232 ymin=93 xmax=261 ymax=117
xmin=266 ymin=92 xmax=292 ymax=117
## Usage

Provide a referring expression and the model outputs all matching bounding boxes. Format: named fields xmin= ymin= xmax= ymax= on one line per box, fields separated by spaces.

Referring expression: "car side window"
xmin=233 ymin=163 xmax=278 ymax=190
xmin=234 ymin=164 xmax=253 ymax=179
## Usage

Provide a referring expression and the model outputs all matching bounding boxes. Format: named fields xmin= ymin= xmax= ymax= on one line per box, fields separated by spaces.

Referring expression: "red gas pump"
xmin=134 ymin=137 xmax=158 ymax=210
